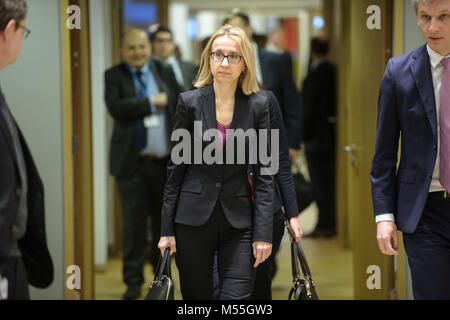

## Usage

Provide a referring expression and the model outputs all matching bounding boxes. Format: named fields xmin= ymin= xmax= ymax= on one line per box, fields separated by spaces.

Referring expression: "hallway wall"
xmin=403 ymin=0 xmax=425 ymax=52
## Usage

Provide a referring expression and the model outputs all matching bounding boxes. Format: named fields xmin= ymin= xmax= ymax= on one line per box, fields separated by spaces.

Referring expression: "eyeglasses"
xmin=210 ymin=52 xmax=243 ymax=65
xmin=154 ymin=38 xmax=173 ymax=44
xmin=18 ymin=25 xmax=31 ymax=39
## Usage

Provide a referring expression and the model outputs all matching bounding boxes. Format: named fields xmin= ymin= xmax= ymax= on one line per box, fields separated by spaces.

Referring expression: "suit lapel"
xmin=230 ymin=88 xmax=249 ymax=131
xmin=149 ymin=60 xmax=164 ymax=92
xmin=200 ymin=84 xmax=250 ymax=131
xmin=120 ymin=63 xmax=138 ymax=96
xmin=201 ymin=84 xmax=217 ymax=130
xmin=410 ymin=45 xmax=437 ymax=137
xmin=0 ymin=91 xmax=18 ymax=164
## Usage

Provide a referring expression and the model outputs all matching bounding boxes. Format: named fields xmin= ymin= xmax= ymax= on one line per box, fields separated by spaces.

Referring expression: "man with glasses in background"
xmin=0 ymin=0 xmax=53 ymax=300
xmin=150 ymin=25 xmax=198 ymax=92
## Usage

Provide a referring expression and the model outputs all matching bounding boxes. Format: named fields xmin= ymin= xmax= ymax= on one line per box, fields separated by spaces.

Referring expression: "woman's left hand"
xmin=289 ymin=216 xmax=303 ymax=243
xmin=252 ymin=241 xmax=272 ymax=268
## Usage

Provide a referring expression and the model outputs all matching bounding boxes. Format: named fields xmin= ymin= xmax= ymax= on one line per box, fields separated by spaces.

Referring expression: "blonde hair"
xmin=194 ymin=24 xmax=259 ymax=95
xmin=412 ymin=0 xmax=438 ymax=14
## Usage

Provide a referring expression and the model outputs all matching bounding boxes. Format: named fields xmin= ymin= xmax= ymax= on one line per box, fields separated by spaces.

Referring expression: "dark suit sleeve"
xmin=277 ymin=55 xmax=302 ymax=149
xmin=370 ymin=58 xmax=400 ymax=217
xmin=161 ymin=94 xmax=190 ymax=236
xmin=302 ymin=73 xmax=316 ymax=143
xmin=268 ymin=91 xmax=299 ymax=218
xmin=0 ymin=131 xmax=15 ymax=260
xmin=253 ymin=98 xmax=275 ymax=243
xmin=104 ymin=68 xmax=152 ymax=121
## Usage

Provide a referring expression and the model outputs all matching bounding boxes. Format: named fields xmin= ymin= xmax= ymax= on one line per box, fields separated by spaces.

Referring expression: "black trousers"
xmin=403 ymin=193 xmax=450 ymax=300
xmin=306 ymin=149 xmax=336 ymax=231
xmin=175 ymin=201 xmax=255 ymax=300
xmin=116 ymin=155 xmax=169 ymax=287
xmin=213 ymin=209 xmax=285 ymax=300
xmin=0 ymin=257 xmax=29 ymax=300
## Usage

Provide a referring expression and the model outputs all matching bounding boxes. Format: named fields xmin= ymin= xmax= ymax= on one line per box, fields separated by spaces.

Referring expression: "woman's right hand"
xmin=158 ymin=236 xmax=177 ymax=257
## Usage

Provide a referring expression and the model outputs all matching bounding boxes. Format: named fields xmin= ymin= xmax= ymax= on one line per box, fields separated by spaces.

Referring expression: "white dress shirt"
xmin=167 ymin=55 xmax=185 ymax=88
xmin=376 ymin=45 xmax=450 ymax=224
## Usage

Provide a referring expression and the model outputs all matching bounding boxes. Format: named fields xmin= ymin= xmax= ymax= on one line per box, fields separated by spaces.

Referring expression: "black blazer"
xmin=0 ymin=90 xmax=53 ymax=289
xmin=302 ymin=60 xmax=336 ymax=153
xmin=161 ymin=85 xmax=275 ymax=243
xmin=104 ymin=60 xmax=181 ymax=179
xmin=258 ymin=48 xmax=302 ymax=149
xmin=265 ymin=90 xmax=299 ymax=218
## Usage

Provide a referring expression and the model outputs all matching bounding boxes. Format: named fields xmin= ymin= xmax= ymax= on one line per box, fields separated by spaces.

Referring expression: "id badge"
xmin=0 ymin=276 xmax=8 ymax=300
xmin=144 ymin=115 xmax=159 ymax=128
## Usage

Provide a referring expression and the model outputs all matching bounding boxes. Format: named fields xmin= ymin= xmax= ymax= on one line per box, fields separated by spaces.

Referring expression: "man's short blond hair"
xmin=412 ymin=0 xmax=440 ymax=14
xmin=194 ymin=24 xmax=259 ymax=95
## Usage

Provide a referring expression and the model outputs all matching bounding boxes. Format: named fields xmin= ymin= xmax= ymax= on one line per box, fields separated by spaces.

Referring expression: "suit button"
xmin=216 ymin=183 xmax=221 ymax=188
xmin=16 ymin=188 xmax=21 ymax=196
xmin=433 ymin=145 xmax=437 ymax=150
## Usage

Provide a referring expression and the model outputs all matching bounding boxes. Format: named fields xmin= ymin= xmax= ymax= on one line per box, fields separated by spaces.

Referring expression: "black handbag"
xmin=144 ymin=248 xmax=174 ymax=300
xmin=286 ymin=221 xmax=319 ymax=300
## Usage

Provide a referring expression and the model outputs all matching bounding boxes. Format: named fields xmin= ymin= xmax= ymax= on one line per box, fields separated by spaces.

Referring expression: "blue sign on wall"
xmin=123 ymin=1 xmax=158 ymax=24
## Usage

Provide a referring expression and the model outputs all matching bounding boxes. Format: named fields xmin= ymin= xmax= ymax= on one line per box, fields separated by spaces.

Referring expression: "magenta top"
xmin=216 ymin=121 xmax=232 ymax=148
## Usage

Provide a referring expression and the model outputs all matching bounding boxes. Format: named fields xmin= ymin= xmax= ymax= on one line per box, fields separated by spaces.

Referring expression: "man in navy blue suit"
xmin=371 ymin=0 xmax=450 ymax=299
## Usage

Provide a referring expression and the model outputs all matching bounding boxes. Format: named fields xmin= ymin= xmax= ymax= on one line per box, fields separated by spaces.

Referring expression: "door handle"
xmin=344 ymin=144 xmax=356 ymax=168
xmin=343 ymin=143 xmax=356 ymax=153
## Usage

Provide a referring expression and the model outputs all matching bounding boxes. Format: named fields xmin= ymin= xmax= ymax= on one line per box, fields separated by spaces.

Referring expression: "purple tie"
xmin=440 ymin=57 xmax=450 ymax=192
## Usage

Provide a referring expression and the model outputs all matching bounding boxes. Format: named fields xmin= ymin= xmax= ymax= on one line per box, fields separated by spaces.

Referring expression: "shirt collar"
xmin=167 ymin=55 xmax=177 ymax=64
xmin=127 ymin=61 xmax=150 ymax=74
xmin=427 ymin=45 xmax=450 ymax=69
xmin=311 ymin=58 xmax=326 ymax=70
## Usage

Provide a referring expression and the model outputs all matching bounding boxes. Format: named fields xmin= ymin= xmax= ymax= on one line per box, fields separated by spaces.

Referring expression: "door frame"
xmin=62 ymin=0 xmax=95 ymax=300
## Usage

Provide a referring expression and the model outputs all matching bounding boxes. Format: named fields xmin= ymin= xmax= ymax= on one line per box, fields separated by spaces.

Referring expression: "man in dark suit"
xmin=150 ymin=25 xmax=198 ymax=92
xmin=302 ymin=37 xmax=337 ymax=238
xmin=0 ymin=0 xmax=53 ymax=300
xmin=371 ymin=0 xmax=450 ymax=299
xmin=104 ymin=28 xmax=180 ymax=300
xmin=224 ymin=11 xmax=302 ymax=157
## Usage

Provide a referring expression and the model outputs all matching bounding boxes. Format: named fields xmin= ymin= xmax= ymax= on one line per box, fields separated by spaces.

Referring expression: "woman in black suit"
xmin=158 ymin=25 xmax=275 ymax=300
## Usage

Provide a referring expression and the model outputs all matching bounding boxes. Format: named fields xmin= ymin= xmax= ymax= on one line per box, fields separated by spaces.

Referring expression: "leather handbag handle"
xmin=286 ymin=220 xmax=314 ymax=279
xmin=154 ymin=248 xmax=172 ymax=281
xmin=296 ymin=241 xmax=313 ymax=278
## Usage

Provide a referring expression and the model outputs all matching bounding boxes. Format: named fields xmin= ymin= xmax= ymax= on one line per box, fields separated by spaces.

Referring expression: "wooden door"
xmin=345 ymin=0 xmax=395 ymax=299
